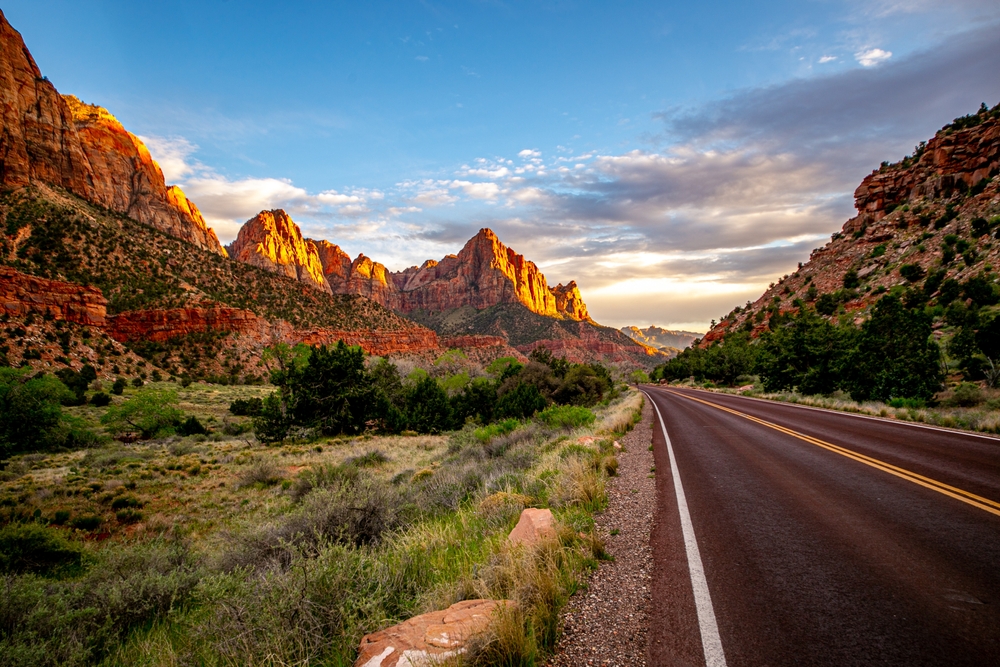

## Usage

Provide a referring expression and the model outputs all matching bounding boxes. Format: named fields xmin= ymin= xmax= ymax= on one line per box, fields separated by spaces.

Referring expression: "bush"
xmin=0 ymin=367 xmax=78 ymax=457
xmin=89 ymin=391 xmax=111 ymax=407
xmin=843 ymin=268 xmax=860 ymax=288
xmin=538 ymin=405 xmax=596 ymax=431
xmin=229 ymin=397 xmax=264 ymax=416
xmin=899 ymin=263 xmax=925 ymax=282
xmin=474 ymin=419 xmax=520 ymax=443
xmin=176 ymin=415 xmax=208 ymax=436
xmin=0 ymin=523 xmax=83 ymax=574
xmin=100 ymin=387 xmax=183 ymax=439
xmin=947 ymin=382 xmax=983 ymax=407
xmin=236 ymin=460 xmax=285 ymax=489
xmin=69 ymin=515 xmax=102 ymax=531
xmin=407 ymin=375 xmax=453 ymax=434
xmin=111 ymin=378 xmax=127 ymax=395
xmin=496 ymin=383 xmax=547 ymax=420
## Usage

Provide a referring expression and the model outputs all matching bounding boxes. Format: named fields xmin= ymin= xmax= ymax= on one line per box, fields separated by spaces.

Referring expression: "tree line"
xmin=655 ymin=287 xmax=1000 ymax=403
xmin=250 ymin=342 xmax=616 ymax=441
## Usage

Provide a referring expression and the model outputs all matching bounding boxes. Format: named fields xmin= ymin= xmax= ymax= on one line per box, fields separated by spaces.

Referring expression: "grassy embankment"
xmin=0 ymin=381 xmax=644 ymax=666
xmin=673 ymin=379 xmax=1000 ymax=435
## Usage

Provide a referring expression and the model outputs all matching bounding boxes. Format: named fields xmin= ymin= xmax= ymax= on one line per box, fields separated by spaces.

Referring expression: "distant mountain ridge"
xmin=228 ymin=211 xmax=591 ymax=320
xmin=621 ymin=326 xmax=701 ymax=352
xmin=0 ymin=11 xmax=225 ymax=255
xmin=227 ymin=209 xmax=664 ymax=366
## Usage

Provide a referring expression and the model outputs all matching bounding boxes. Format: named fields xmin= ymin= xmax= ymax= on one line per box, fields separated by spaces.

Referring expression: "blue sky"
xmin=5 ymin=1 xmax=1000 ymax=330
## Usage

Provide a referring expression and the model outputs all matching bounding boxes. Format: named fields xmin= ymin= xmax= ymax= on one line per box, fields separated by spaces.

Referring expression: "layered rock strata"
xmin=0 ymin=266 xmax=107 ymax=326
xmin=0 ymin=11 xmax=225 ymax=254
xmin=0 ymin=266 xmax=442 ymax=357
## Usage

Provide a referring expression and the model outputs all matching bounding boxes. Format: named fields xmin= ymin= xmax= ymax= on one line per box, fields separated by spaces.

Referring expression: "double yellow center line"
xmin=666 ymin=390 xmax=1000 ymax=518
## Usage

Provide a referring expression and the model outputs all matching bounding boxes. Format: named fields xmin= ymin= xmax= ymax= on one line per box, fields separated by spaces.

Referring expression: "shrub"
xmin=538 ymin=405 xmax=596 ymax=431
xmin=229 ymin=397 xmax=264 ymax=416
xmin=407 ymin=375 xmax=453 ymax=433
xmin=0 ymin=523 xmax=83 ymax=574
xmin=475 ymin=419 xmax=520 ymax=443
xmin=89 ymin=391 xmax=111 ymax=407
xmin=346 ymin=449 xmax=389 ymax=468
xmin=0 ymin=367 xmax=78 ymax=457
xmin=69 ymin=514 xmax=102 ymax=531
xmin=947 ymin=382 xmax=983 ymax=407
xmin=496 ymin=383 xmax=547 ymax=420
xmin=111 ymin=377 xmax=127 ymax=395
xmin=236 ymin=460 xmax=284 ymax=489
xmin=176 ymin=415 xmax=208 ymax=436
xmin=843 ymin=268 xmax=860 ymax=288
xmin=110 ymin=495 xmax=142 ymax=510
xmin=899 ymin=263 xmax=925 ymax=282
xmin=115 ymin=509 xmax=143 ymax=524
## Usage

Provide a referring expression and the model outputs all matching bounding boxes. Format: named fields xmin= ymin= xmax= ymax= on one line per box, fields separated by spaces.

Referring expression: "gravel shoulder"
xmin=548 ymin=397 xmax=655 ymax=666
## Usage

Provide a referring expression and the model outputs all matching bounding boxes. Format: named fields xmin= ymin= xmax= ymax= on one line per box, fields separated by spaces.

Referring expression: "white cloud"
xmin=819 ymin=55 xmax=837 ymax=63
xmin=855 ymin=48 xmax=892 ymax=67
xmin=140 ymin=135 xmax=198 ymax=182
xmin=415 ymin=55 xmax=429 ymax=62
xmin=518 ymin=149 xmax=541 ymax=158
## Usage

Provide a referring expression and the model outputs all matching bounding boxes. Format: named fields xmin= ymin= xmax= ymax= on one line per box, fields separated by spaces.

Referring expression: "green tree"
xmin=755 ymin=309 xmax=854 ymax=394
xmin=495 ymin=382 xmax=547 ymax=420
xmin=847 ymin=295 xmax=942 ymax=401
xmin=100 ymin=387 xmax=183 ymax=439
xmin=0 ymin=368 xmax=73 ymax=456
xmin=406 ymin=375 xmax=453 ymax=433
xmin=450 ymin=377 xmax=498 ymax=425
xmin=287 ymin=342 xmax=380 ymax=436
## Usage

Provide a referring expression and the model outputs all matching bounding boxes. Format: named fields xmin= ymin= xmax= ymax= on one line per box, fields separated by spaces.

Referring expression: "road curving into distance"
xmin=643 ymin=385 xmax=1000 ymax=667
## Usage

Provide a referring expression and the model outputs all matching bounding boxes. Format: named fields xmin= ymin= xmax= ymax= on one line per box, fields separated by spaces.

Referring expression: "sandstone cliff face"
xmin=0 ymin=11 xmax=224 ymax=255
xmin=227 ymin=210 xmax=331 ymax=293
xmin=234 ymin=215 xmax=596 ymax=323
xmin=0 ymin=265 xmax=107 ymax=326
xmin=389 ymin=229 xmax=593 ymax=320
xmin=702 ymin=105 xmax=1000 ymax=344
xmin=852 ymin=116 xmax=1000 ymax=229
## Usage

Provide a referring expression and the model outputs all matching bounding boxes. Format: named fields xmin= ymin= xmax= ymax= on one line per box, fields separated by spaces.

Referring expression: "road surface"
xmin=643 ymin=386 xmax=1000 ymax=667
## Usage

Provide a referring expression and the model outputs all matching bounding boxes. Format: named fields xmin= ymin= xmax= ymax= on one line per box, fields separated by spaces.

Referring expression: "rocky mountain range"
xmin=701 ymin=102 xmax=1000 ymax=345
xmin=0 ymin=13 xmax=224 ymax=255
xmin=0 ymin=10 xmax=661 ymax=378
xmin=227 ymin=210 xmax=660 ymax=365
xmin=621 ymin=326 xmax=701 ymax=353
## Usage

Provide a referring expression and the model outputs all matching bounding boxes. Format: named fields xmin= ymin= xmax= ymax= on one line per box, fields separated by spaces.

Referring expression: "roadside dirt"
xmin=548 ymin=399 xmax=655 ymax=666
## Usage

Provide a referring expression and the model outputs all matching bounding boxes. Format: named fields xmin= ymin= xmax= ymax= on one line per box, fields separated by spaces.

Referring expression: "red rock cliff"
xmin=0 ymin=265 xmax=107 ymax=326
xmin=227 ymin=210 xmax=331 ymax=293
xmin=0 ymin=11 xmax=224 ymax=255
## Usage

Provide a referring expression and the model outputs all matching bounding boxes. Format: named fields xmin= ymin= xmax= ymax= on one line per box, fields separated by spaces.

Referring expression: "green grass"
xmin=0 ymin=386 xmax=645 ymax=666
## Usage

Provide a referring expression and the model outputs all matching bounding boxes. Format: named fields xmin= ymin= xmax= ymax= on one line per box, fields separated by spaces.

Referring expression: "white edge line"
xmin=654 ymin=386 xmax=1000 ymax=443
xmin=644 ymin=390 xmax=728 ymax=667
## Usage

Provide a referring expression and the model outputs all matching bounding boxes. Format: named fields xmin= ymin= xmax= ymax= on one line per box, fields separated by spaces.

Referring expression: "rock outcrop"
xmin=852 ymin=112 xmax=1000 ymax=229
xmin=387 ymin=229 xmax=592 ymax=320
xmin=0 ymin=265 xmax=107 ymax=326
xmin=701 ymin=103 xmax=1000 ymax=344
xmin=354 ymin=599 xmax=514 ymax=667
xmin=227 ymin=210 xmax=331 ymax=293
xmin=0 ymin=11 xmax=225 ymax=254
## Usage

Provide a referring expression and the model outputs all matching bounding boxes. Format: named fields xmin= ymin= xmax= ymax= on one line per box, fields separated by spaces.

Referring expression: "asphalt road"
xmin=643 ymin=386 xmax=1000 ymax=667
